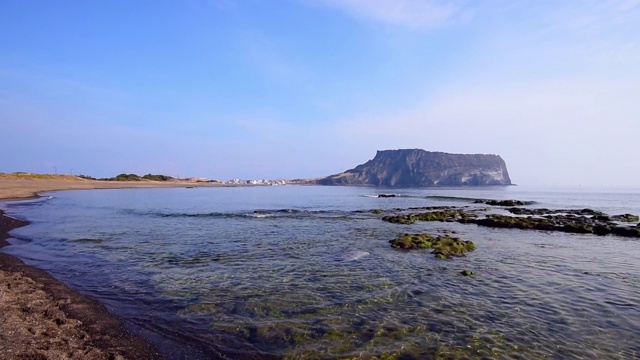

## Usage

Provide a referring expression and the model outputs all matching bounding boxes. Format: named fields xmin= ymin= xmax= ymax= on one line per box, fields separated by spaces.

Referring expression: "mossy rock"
xmin=578 ymin=208 xmax=600 ymax=215
xmin=562 ymin=223 xmax=593 ymax=234
xmin=371 ymin=209 xmax=384 ymax=214
xmin=389 ymin=233 xmax=435 ymax=249
xmin=382 ymin=211 xmax=462 ymax=225
xmin=382 ymin=214 xmax=417 ymax=224
xmin=413 ymin=211 xmax=462 ymax=222
xmin=610 ymin=226 xmax=640 ymax=238
xmin=611 ymin=214 xmax=640 ymax=222
xmin=390 ymin=234 xmax=476 ymax=259
xmin=592 ymin=225 xmax=611 ymax=236
xmin=476 ymin=199 xmax=525 ymax=207
xmin=431 ymin=236 xmax=476 ymax=259
xmin=460 ymin=270 xmax=474 ymax=276
xmin=470 ymin=215 xmax=589 ymax=234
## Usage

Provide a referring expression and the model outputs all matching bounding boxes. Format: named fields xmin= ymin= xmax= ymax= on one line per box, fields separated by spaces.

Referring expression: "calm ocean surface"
xmin=2 ymin=186 xmax=640 ymax=359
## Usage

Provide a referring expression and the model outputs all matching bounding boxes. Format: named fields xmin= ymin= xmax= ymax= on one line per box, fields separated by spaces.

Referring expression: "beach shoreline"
xmin=1 ymin=190 xmax=165 ymax=358
xmin=0 ymin=175 xmax=230 ymax=201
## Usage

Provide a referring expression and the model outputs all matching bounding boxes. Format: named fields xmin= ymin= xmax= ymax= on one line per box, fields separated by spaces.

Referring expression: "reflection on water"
xmin=2 ymin=186 xmax=640 ymax=359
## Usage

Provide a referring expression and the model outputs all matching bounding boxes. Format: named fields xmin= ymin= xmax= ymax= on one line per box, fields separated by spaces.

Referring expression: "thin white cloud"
xmin=239 ymin=31 xmax=308 ymax=82
xmin=616 ymin=0 xmax=640 ymax=12
xmin=551 ymin=0 xmax=640 ymax=33
xmin=313 ymin=0 xmax=470 ymax=29
xmin=319 ymin=1 xmax=640 ymax=187
xmin=332 ymin=73 xmax=640 ymax=187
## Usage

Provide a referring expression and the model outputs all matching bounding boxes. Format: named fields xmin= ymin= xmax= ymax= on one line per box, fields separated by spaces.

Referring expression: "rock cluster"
xmin=382 ymin=210 xmax=469 ymax=225
xmin=378 ymin=203 xmax=640 ymax=238
xmin=389 ymin=233 xmax=476 ymax=259
xmin=474 ymin=199 xmax=525 ymax=207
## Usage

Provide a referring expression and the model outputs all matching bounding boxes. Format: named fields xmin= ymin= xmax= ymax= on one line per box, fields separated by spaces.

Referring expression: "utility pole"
xmin=53 ymin=166 xmax=57 ymax=175
xmin=70 ymin=168 xmax=73 ymax=175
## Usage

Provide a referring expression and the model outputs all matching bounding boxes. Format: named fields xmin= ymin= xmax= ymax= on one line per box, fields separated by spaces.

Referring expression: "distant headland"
xmin=316 ymin=149 xmax=512 ymax=187
xmin=0 ymin=149 xmax=513 ymax=200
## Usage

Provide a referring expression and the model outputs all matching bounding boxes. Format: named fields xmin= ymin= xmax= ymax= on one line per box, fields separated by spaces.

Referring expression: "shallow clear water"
xmin=2 ymin=186 xmax=640 ymax=359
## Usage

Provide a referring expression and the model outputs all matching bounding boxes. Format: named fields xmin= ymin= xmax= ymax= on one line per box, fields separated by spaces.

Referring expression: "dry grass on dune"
xmin=0 ymin=172 xmax=82 ymax=180
xmin=0 ymin=173 xmax=218 ymax=201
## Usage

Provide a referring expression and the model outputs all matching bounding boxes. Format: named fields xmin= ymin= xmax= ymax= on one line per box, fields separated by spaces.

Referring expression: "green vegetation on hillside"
xmin=142 ymin=174 xmax=174 ymax=181
xmin=110 ymin=173 xmax=142 ymax=181
xmin=0 ymin=172 xmax=176 ymax=182
xmin=103 ymin=173 xmax=175 ymax=181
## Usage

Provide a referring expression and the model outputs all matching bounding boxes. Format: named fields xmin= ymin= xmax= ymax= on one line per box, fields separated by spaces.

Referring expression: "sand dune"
xmin=0 ymin=174 xmax=220 ymax=201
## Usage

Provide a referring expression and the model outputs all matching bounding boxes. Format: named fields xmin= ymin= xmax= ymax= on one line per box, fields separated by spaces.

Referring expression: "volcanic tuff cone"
xmin=318 ymin=149 xmax=512 ymax=187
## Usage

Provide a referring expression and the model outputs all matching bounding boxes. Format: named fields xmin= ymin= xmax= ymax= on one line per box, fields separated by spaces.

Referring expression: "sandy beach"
xmin=0 ymin=176 xmax=201 ymax=359
xmin=0 ymin=174 xmax=220 ymax=201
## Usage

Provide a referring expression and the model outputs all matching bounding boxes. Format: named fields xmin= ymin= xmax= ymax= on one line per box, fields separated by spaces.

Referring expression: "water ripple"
xmin=4 ymin=186 xmax=640 ymax=359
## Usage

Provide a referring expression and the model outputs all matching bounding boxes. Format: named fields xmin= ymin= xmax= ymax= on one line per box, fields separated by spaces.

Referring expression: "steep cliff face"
xmin=318 ymin=149 xmax=512 ymax=187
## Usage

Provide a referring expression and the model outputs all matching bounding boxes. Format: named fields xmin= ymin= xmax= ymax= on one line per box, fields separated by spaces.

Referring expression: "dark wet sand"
xmin=0 ymin=210 xmax=164 ymax=359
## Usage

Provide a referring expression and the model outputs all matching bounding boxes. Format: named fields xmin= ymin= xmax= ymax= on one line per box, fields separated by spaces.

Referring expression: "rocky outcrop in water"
xmin=474 ymin=199 xmax=525 ymax=206
xmin=376 ymin=201 xmax=640 ymax=238
xmin=389 ymin=233 xmax=476 ymax=259
xmin=318 ymin=149 xmax=512 ymax=187
xmin=382 ymin=210 xmax=468 ymax=225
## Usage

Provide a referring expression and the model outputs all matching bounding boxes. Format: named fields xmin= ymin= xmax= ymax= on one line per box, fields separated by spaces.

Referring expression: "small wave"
xmin=338 ymin=250 xmax=370 ymax=261
xmin=275 ymin=208 xmax=305 ymax=213
xmin=247 ymin=213 xmax=272 ymax=218
xmin=6 ymin=196 xmax=55 ymax=208
xmin=427 ymin=195 xmax=483 ymax=202
xmin=71 ymin=238 xmax=104 ymax=244
xmin=5 ymin=236 xmax=31 ymax=245
xmin=135 ymin=209 xmax=349 ymax=220
xmin=363 ymin=194 xmax=405 ymax=198
xmin=153 ymin=211 xmax=236 ymax=219
xmin=427 ymin=195 xmax=536 ymax=205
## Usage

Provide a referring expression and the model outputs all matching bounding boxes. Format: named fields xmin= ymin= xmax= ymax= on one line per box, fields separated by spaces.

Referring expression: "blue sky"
xmin=1 ymin=0 xmax=639 ymax=186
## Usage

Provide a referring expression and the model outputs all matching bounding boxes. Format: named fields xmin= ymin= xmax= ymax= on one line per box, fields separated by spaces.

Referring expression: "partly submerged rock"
xmin=389 ymin=234 xmax=435 ymax=249
xmin=610 ymin=226 xmax=640 ymax=238
xmin=431 ymin=236 xmax=476 ymax=259
xmin=378 ymin=205 xmax=640 ymax=238
xmin=382 ymin=210 xmax=468 ymax=225
xmin=389 ymin=234 xmax=476 ymax=259
xmin=466 ymin=213 xmax=640 ymax=238
xmin=474 ymin=199 xmax=525 ymax=207
xmin=611 ymin=214 xmax=640 ymax=222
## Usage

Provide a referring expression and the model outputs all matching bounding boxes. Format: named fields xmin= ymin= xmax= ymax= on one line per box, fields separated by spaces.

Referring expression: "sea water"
xmin=2 ymin=186 xmax=640 ymax=359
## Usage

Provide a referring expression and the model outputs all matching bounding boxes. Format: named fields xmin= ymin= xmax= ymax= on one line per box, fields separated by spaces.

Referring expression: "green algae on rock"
xmin=382 ymin=214 xmax=418 ymax=224
xmin=611 ymin=214 xmax=640 ymax=222
xmin=382 ymin=210 xmax=468 ymax=225
xmin=474 ymin=199 xmax=525 ymax=206
xmin=378 ymin=205 xmax=639 ymax=238
xmin=431 ymin=236 xmax=476 ymax=259
xmin=389 ymin=233 xmax=436 ymax=249
xmin=466 ymin=214 xmax=640 ymax=237
xmin=390 ymin=233 xmax=476 ymax=259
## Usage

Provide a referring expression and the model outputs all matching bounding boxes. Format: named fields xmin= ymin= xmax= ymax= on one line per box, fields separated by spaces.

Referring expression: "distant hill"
xmin=317 ymin=149 xmax=512 ymax=187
